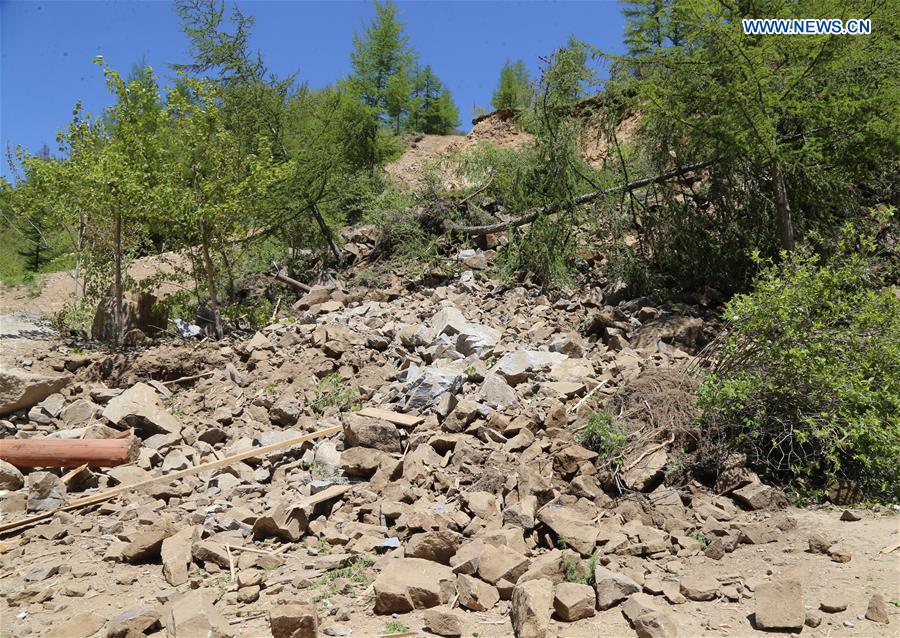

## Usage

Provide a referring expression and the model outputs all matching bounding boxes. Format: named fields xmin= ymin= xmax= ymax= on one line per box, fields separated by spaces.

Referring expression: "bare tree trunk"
xmin=114 ymin=210 xmax=124 ymax=347
xmin=311 ymin=203 xmax=341 ymax=264
xmin=770 ymin=160 xmax=795 ymax=252
xmin=199 ymin=222 xmax=223 ymax=340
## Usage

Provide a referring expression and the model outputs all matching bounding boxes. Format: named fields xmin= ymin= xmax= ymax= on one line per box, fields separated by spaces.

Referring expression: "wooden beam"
xmin=0 ymin=436 xmax=139 ymax=469
xmin=356 ymin=407 xmax=423 ymax=428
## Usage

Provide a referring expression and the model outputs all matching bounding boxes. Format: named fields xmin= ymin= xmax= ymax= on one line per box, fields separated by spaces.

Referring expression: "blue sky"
xmin=0 ymin=1 xmax=626 ymax=179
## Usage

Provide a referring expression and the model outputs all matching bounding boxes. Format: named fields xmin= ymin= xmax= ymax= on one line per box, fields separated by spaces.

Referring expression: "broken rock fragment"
xmin=754 ymin=579 xmax=804 ymax=632
xmin=373 ymin=557 xmax=455 ymax=613
xmin=423 ymin=606 xmax=463 ymax=637
xmin=457 ymin=573 xmax=500 ymax=611
xmin=0 ymin=458 xmax=24 ymax=490
xmin=634 ymin=611 xmax=679 ymax=638
xmin=162 ymin=525 xmax=199 ymax=586
xmin=343 ymin=414 xmax=401 ymax=453
xmin=163 ymin=588 xmax=232 ymax=638
xmin=553 ymin=582 xmax=595 ymax=621
xmin=25 ymin=471 xmax=66 ymax=512
xmin=102 ymin=382 xmax=183 ymax=438
xmin=594 ymin=566 xmax=640 ymax=610
xmin=0 ymin=368 xmax=69 ymax=416
xmin=404 ymin=366 xmax=465 ymax=410
xmin=511 ymin=577 xmax=554 ymax=638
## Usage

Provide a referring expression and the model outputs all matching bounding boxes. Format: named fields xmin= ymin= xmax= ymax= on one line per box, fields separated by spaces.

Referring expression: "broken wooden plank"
xmin=356 ymin=407 xmax=423 ymax=427
xmin=0 ymin=436 xmax=139 ymax=469
xmin=0 ymin=423 xmax=343 ymax=535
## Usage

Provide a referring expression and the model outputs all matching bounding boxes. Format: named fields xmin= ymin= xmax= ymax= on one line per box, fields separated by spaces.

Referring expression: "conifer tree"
xmin=491 ymin=60 xmax=531 ymax=110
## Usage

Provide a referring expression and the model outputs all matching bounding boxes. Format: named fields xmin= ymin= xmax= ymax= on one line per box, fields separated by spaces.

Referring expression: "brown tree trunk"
xmin=114 ymin=210 xmax=124 ymax=347
xmin=311 ymin=203 xmax=342 ymax=264
xmin=199 ymin=222 xmax=223 ymax=340
xmin=770 ymin=160 xmax=795 ymax=252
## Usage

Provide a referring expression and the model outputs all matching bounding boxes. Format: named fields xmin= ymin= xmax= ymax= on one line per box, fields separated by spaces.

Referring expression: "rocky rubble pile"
xmin=0 ymin=268 xmax=895 ymax=637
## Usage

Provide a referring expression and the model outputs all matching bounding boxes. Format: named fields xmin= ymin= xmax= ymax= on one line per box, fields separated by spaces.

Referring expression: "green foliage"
xmin=52 ymin=299 xmax=96 ymax=334
xmin=310 ymin=373 xmax=358 ymax=414
xmin=698 ymin=230 xmax=900 ymax=499
xmin=491 ymin=60 xmax=532 ymax=110
xmin=577 ymin=410 xmax=627 ymax=463
xmin=351 ymin=268 xmax=382 ymax=289
xmin=608 ymin=0 xmax=899 ymax=293
xmin=384 ymin=620 xmax=410 ymax=634
xmin=563 ymin=552 xmax=597 ymax=585
xmin=687 ymin=529 xmax=709 ymax=549
xmin=220 ymin=297 xmax=273 ymax=330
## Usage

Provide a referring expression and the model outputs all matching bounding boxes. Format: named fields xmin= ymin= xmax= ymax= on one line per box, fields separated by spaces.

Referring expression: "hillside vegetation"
xmin=1 ymin=0 xmax=897 ymax=498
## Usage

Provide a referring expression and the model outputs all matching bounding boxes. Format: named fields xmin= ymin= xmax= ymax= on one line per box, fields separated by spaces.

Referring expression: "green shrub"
xmin=698 ymin=232 xmax=899 ymax=500
xmin=576 ymin=410 xmax=627 ymax=463
xmin=310 ymin=373 xmax=358 ymax=415
xmin=52 ymin=299 xmax=95 ymax=334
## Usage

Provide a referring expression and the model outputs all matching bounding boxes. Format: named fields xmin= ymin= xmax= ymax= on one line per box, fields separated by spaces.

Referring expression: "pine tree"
xmin=348 ymin=0 xmax=412 ymax=120
xmin=384 ymin=67 xmax=411 ymax=133
xmin=491 ymin=60 xmax=531 ymax=110
xmin=409 ymin=65 xmax=459 ymax=134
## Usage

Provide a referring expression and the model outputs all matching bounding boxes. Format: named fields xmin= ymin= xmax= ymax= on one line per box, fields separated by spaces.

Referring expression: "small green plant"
xmin=52 ymin=299 xmax=95 ymax=334
xmin=562 ymin=552 xmax=596 ymax=585
xmin=384 ymin=620 xmax=409 ymax=634
xmin=310 ymin=373 xmax=358 ymax=414
xmin=209 ymin=574 xmax=230 ymax=600
xmin=576 ymin=410 xmax=627 ymax=463
xmin=688 ymin=529 xmax=709 ymax=549
xmin=464 ymin=364 xmax=478 ymax=380
xmin=664 ymin=449 xmax=688 ymax=482
xmin=888 ymin=597 xmax=900 ymax=608
xmin=556 ymin=535 xmax=568 ymax=550
xmin=264 ymin=379 xmax=284 ymax=397
xmin=352 ymin=268 xmax=382 ymax=288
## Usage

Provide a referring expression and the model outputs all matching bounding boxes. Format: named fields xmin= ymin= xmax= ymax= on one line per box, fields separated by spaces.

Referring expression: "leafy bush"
xmin=698 ymin=232 xmax=899 ymax=500
xmin=576 ymin=410 xmax=627 ymax=463
xmin=310 ymin=373 xmax=358 ymax=415
xmin=52 ymin=299 xmax=96 ymax=334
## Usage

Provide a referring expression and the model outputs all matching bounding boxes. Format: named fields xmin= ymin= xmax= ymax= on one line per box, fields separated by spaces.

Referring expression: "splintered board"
xmin=356 ymin=407 xmax=423 ymax=427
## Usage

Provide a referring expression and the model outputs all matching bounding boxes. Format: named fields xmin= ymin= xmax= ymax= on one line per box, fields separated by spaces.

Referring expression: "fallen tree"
xmin=444 ymin=160 xmax=715 ymax=236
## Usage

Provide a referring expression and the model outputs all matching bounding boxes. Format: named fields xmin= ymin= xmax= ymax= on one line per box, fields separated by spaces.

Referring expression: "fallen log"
xmin=272 ymin=271 xmax=311 ymax=294
xmin=445 ymin=160 xmax=715 ymax=236
xmin=0 ymin=423 xmax=342 ymax=535
xmin=0 ymin=435 xmax=139 ymax=469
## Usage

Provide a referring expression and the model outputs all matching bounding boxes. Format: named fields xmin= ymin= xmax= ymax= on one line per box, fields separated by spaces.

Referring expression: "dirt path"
xmin=0 ymin=252 xmax=188 ymax=319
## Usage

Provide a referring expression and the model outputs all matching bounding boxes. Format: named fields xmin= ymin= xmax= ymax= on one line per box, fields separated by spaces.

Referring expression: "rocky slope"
xmin=0 ymin=249 xmax=898 ymax=638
